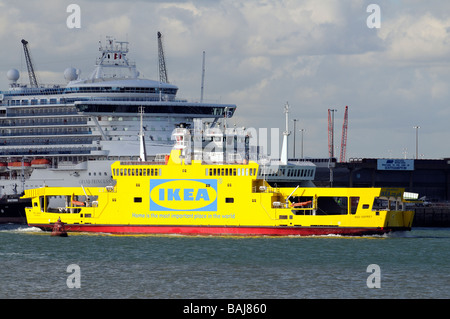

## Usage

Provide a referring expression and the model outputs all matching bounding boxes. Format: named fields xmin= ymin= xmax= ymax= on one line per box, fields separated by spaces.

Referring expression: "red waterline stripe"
xmin=29 ymin=223 xmax=403 ymax=236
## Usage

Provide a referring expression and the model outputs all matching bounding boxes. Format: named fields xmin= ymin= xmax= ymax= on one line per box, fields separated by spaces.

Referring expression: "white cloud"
xmin=379 ymin=12 xmax=450 ymax=62
xmin=1 ymin=1 xmax=450 ymax=158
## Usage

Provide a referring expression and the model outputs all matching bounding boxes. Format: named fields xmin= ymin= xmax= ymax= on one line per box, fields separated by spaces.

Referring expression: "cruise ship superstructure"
xmin=0 ymin=36 xmax=236 ymax=222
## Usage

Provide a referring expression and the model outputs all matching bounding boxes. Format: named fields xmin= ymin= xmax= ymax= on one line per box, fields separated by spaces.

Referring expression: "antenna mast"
xmin=328 ymin=109 xmax=332 ymax=158
xmin=157 ymin=31 xmax=169 ymax=83
xmin=200 ymin=51 xmax=205 ymax=103
xmin=280 ymin=102 xmax=290 ymax=165
xmin=139 ymin=106 xmax=147 ymax=162
xmin=21 ymin=39 xmax=38 ymax=87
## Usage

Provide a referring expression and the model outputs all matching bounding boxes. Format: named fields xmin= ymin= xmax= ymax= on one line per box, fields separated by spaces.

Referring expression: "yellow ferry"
xmin=23 ymin=123 xmax=414 ymax=236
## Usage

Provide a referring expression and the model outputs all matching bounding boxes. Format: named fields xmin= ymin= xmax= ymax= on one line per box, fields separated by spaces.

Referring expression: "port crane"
xmin=157 ymin=31 xmax=169 ymax=83
xmin=21 ymin=39 xmax=39 ymax=88
xmin=328 ymin=106 xmax=349 ymax=162
xmin=339 ymin=106 xmax=349 ymax=163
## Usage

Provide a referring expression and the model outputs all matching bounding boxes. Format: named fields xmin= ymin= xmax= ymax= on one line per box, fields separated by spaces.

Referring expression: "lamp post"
xmin=329 ymin=109 xmax=337 ymax=159
xmin=292 ymin=119 xmax=298 ymax=158
xmin=413 ymin=125 xmax=420 ymax=159
xmin=299 ymin=129 xmax=305 ymax=159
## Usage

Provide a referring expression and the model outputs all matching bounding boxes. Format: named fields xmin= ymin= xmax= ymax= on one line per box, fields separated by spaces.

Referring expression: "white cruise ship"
xmin=0 ymin=36 xmax=236 ymax=222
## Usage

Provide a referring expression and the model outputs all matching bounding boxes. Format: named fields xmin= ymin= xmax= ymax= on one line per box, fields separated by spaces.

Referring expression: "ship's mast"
xmin=139 ymin=107 xmax=147 ymax=162
xmin=280 ymin=102 xmax=290 ymax=165
xmin=201 ymin=51 xmax=205 ymax=103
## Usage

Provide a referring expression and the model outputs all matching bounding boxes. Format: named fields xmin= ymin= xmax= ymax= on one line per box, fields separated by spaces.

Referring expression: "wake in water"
xmin=0 ymin=224 xmax=42 ymax=233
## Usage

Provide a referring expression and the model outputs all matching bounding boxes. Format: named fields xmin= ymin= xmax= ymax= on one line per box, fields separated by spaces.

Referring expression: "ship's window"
xmin=350 ymin=197 xmax=360 ymax=214
xmin=134 ymin=197 xmax=142 ymax=203
xmin=225 ymin=197 xmax=234 ymax=203
xmin=372 ymin=197 xmax=400 ymax=211
xmin=316 ymin=197 xmax=348 ymax=215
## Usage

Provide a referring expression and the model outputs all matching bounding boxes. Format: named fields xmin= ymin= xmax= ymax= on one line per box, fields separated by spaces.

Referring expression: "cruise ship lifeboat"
xmin=0 ymin=162 xmax=7 ymax=172
xmin=31 ymin=159 xmax=51 ymax=169
xmin=8 ymin=162 xmax=32 ymax=171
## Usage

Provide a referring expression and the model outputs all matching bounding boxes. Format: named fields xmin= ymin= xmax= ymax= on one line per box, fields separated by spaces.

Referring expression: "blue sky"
xmin=1 ymin=0 xmax=450 ymax=159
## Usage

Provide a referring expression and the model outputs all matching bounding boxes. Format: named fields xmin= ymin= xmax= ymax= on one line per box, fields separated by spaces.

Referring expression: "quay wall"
xmin=412 ymin=207 xmax=450 ymax=227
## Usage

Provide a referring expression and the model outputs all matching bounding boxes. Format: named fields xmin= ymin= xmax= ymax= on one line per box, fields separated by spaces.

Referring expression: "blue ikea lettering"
xmin=158 ymin=188 xmax=210 ymax=201
xmin=196 ymin=189 xmax=209 ymax=201
xmin=184 ymin=189 xmax=194 ymax=201
xmin=150 ymin=179 xmax=217 ymax=212
xmin=168 ymin=189 xmax=181 ymax=201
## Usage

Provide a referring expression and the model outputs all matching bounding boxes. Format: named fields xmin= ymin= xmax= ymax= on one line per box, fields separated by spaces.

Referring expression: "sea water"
xmin=0 ymin=225 xmax=448 ymax=299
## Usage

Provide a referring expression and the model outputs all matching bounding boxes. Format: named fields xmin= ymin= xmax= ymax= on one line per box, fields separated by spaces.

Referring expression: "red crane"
xmin=339 ymin=106 xmax=349 ymax=162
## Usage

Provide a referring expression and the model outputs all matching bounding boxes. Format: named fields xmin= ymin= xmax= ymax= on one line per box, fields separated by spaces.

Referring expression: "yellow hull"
xmin=23 ymin=150 xmax=414 ymax=236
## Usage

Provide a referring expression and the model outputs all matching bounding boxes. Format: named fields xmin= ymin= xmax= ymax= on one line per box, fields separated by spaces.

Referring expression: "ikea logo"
xmin=150 ymin=179 xmax=217 ymax=211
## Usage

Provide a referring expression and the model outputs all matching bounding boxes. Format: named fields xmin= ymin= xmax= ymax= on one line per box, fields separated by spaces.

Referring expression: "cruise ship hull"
xmin=1 ymin=37 xmax=237 ymax=223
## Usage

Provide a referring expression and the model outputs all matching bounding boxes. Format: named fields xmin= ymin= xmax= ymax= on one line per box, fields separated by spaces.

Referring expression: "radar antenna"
xmin=21 ymin=39 xmax=39 ymax=88
xmin=157 ymin=31 xmax=169 ymax=83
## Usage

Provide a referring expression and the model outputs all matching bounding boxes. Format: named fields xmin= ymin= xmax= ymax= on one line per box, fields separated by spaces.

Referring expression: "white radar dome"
xmin=7 ymin=69 xmax=20 ymax=82
xmin=64 ymin=67 xmax=78 ymax=81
